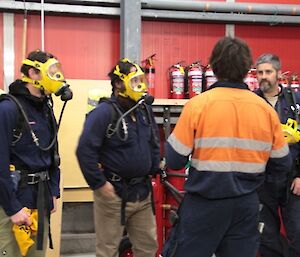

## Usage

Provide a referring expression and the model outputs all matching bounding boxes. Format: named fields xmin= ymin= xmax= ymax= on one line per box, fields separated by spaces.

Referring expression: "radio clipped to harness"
xmin=10 ymin=164 xmax=21 ymax=191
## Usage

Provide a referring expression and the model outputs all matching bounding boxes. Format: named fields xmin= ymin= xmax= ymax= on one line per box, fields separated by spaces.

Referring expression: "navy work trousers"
xmin=259 ymin=190 xmax=300 ymax=257
xmin=162 ymin=192 xmax=260 ymax=257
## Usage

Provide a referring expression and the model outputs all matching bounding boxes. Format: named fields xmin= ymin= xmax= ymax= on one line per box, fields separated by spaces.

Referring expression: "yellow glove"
xmin=12 ymin=208 xmax=38 ymax=256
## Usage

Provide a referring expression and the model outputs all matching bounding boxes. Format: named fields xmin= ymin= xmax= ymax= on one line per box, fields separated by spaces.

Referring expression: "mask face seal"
xmin=113 ymin=60 xmax=148 ymax=102
xmin=21 ymin=58 xmax=72 ymax=100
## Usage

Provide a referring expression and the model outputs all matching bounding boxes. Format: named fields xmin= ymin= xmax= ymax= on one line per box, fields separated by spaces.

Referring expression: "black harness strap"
xmin=282 ymin=87 xmax=300 ymax=122
xmin=36 ymin=172 xmax=52 ymax=250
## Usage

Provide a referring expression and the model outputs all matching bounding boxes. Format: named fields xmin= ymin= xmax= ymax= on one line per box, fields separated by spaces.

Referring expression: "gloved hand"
xmin=12 ymin=208 xmax=38 ymax=256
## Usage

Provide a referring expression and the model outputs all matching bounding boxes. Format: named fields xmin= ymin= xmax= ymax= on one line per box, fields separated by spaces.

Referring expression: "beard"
xmin=259 ymin=79 xmax=275 ymax=93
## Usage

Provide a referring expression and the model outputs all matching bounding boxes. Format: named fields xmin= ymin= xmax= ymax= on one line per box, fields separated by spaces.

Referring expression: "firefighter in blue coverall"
xmin=161 ymin=37 xmax=291 ymax=257
xmin=255 ymin=53 xmax=300 ymax=257
xmin=0 ymin=50 xmax=72 ymax=257
xmin=76 ymin=59 xmax=160 ymax=257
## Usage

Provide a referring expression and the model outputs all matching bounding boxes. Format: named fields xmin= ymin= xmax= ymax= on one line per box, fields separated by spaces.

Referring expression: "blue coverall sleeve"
xmin=76 ymin=104 xmax=111 ymax=190
xmin=165 ymin=141 xmax=189 ymax=170
xmin=0 ymin=100 xmax=23 ymax=216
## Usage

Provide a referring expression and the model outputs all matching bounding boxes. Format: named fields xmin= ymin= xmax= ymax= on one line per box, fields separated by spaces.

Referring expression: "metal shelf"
xmin=152 ymin=98 xmax=187 ymax=138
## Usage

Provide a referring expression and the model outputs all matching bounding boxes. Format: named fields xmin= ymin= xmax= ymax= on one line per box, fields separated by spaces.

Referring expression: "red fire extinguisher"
xmin=204 ymin=65 xmax=217 ymax=91
xmin=187 ymin=61 xmax=203 ymax=98
xmin=279 ymin=71 xmax=290 ymax=88
xmin=244 ymin=68 xmax=259 ymax=91
xmin=290 ymin=73 xmax=300 ymax=92
xmin=143 ymin=54 xmax=156 ymax=96
xmin=169 ymin=62 xmax=185 ymax=99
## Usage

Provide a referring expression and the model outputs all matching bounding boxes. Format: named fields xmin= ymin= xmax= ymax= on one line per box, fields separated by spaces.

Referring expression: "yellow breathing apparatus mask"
xmin=113 ymin=59 xmax=148 ymax=102
xmin=21 ymin=58 xmax=67 ymax=96
xmin=281 ymin=118 xmax=300 ymax=144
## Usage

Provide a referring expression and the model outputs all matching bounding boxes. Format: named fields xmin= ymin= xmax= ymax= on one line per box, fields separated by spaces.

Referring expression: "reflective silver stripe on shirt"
xmin=191 ymin=159 xmax=266 ymax=173
xmin=194 ymin=137 xmax=272 ymax=152
xmin=270 ymin=144 xmax=289 ymax=158
xmin=168 ymin=133 xmax=193 ymax=156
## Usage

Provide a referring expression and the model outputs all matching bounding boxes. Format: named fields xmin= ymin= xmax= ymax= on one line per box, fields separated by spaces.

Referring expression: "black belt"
xmin=105 ymin=171 xmax=149 ymax=225
xmin=19 ymin=170 xmax=50 ymax=186
xmin=106 ymin=171 xmax=147 ymax=185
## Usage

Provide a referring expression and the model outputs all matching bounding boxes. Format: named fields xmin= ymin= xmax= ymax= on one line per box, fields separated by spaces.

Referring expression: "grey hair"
xmin=255 ymin=53 xmax=281 ymax=71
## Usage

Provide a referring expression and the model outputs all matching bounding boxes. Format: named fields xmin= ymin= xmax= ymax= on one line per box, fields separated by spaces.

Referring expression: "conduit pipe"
xmin=141 ymin=0 xmax=300 ymax=16
xmin=142 ymin=9 xmax=300 ymax=25
xmin=1 ymin=1 xmax=300 ymax=25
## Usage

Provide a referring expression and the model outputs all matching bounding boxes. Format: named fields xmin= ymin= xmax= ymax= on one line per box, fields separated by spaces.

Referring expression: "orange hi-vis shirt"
xmin=166 ymin=83 xmax=291 ymax=198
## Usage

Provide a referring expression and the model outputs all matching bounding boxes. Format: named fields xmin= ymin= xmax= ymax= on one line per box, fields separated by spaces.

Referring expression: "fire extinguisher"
xmin=169 ymin=62 xmax=185 ymax=99
xmin=143 ymin=54 xmax=156 ymax=96
xmin=279 ymin=71 xmax=290 ymax=88
xmin=290 ymin=73 xmax=300 ymax=92
xmin=244 ymin=68 xmax=259 ymax=91
xmin=186 ymin=61 xmax=203 ymax=98
xmin=204 ymin=65 xmax=217 ymax=91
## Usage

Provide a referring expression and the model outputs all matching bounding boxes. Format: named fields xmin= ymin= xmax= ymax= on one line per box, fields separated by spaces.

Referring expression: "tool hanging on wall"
xmin=22 ymin=0 xmax=27 ymax=60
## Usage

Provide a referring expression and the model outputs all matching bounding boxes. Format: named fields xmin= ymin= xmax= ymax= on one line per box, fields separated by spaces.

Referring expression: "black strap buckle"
xmin=27 ymin=171 xmax=50 ymax=184
xmin=108 ymin=172 xmax=122 ymax=182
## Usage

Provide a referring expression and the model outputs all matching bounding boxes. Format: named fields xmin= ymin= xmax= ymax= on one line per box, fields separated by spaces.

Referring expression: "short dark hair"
xmin=20 ymin=50 xmax=55 ymax=77
xmin=108 ymin=59 xmax=136 ymax=90
xmin=209 ymin=36 xmax=252 ymax=83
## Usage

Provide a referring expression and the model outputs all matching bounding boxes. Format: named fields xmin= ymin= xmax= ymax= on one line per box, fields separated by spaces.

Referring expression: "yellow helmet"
xmin=281 ymin=118 xmax=300 ymax=144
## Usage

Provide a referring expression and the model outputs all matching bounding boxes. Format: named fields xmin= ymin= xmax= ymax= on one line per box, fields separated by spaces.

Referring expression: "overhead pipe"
xmin=142 ymin=9 xmax=300 ymax=25
xmin=1 ymin=1 xmax=300 ymax=25
xmin=0 ymin=1 xmax=120 ymax=16
xmin=141 ymin=0 xmax=300 ymax=16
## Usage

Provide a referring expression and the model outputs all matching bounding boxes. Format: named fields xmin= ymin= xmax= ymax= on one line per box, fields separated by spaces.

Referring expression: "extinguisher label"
xmin=173 ymin=77 xmax=184 ymax=93
xmin=188 ymin=70 xmax=202 ymax=77
xmin=206 ymin=77 xmax=217 ymax=89
xmin=191 ymin=79 xmax=202 ymax=92
xmin=146 ymin=73 xmax=155 ymax=89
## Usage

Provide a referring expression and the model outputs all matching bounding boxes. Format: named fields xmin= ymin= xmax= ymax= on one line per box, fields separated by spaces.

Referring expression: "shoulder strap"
xmin=0 ymin=94 xmax=27 ymax=145
xmin=282 ymin=87 xmax=300 ymax=123
xmin=99 ymin=98 xmax=123 ymax=138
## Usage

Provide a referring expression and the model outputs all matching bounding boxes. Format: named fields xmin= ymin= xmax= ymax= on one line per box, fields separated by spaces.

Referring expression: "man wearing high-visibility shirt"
xmin=161 ymin=37 xmax=292 ymax=257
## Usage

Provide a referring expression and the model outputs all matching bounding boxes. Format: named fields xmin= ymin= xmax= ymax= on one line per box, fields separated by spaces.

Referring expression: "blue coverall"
xmin=256 ymin=85 xmax=300 ymax=257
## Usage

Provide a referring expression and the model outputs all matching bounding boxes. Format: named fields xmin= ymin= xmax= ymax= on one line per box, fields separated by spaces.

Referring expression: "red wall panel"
xmin=142 ymin=21 xmax=225 ymax=98
xmin=0 ymin=13 xmax=3 ymax=90
xmin=14 ymin=14 xmax=120 ymax=80
xmin=236 ymin=25 xmax=300 ymax=76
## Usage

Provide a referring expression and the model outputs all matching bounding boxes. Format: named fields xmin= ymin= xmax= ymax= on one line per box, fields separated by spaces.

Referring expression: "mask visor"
xmin=128 ymin=74 xmax=148 ymax=93
xmin=47 ymin=62 xmax=65 ymax=81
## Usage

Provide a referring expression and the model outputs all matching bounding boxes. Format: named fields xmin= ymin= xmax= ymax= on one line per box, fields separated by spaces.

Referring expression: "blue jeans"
xmin=162 ymin=192 xmax=260 ymax=257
